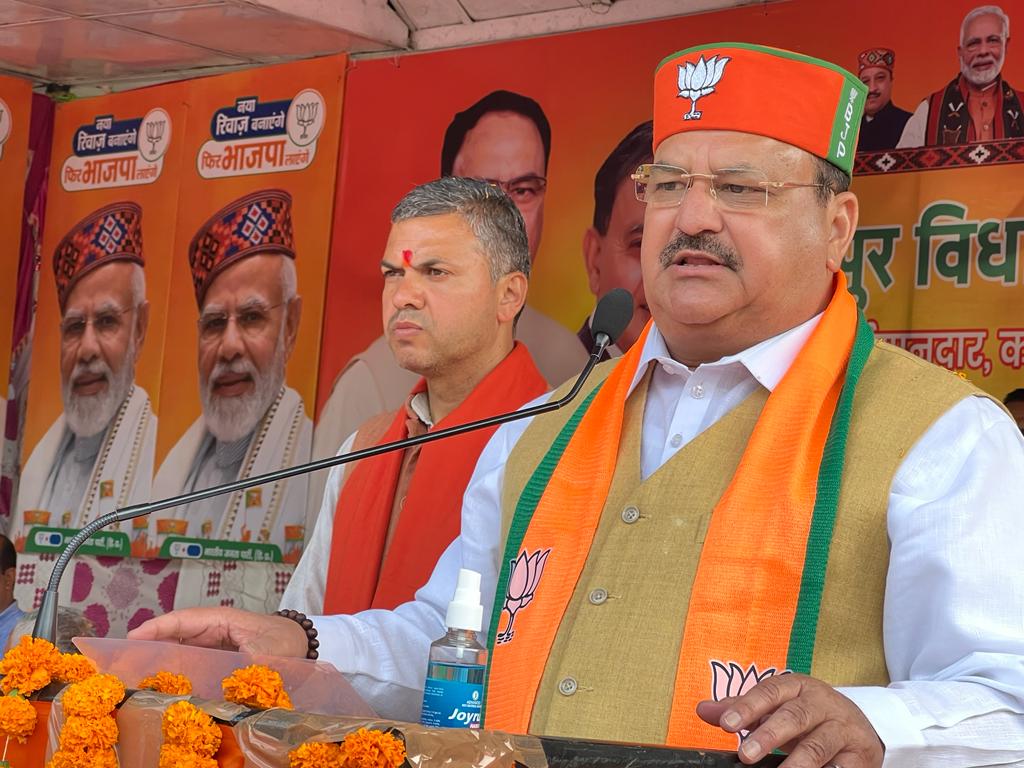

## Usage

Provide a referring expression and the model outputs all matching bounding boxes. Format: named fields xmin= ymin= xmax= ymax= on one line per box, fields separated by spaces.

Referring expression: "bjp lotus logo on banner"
xmin=61 ymin=108 xmax=172 ymax=192
xmin=496 ymin=547 xmax=550 ymax=644
xmin=196 ymin=88 xmax=326 ymax=179
xmin=710 ymin=660 xmax=791 ymax=744
xmin=677 ymin=55 xmax=729 ymax=120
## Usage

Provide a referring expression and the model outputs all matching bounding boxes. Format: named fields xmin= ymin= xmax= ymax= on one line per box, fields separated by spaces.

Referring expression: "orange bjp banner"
xmin=0 ymin=75 xmax=32 ymax=472
xmin=17 ymin=81 xmax=187 ymax=558
xmin=153 ymin=55 xmax=344 ymax=578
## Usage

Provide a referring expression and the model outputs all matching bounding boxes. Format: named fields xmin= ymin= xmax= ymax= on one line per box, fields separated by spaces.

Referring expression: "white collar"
xmin=628 ymin=312 xmax=824 ymax=397
xmin=410 ymin=391 xmax=434 ymax=429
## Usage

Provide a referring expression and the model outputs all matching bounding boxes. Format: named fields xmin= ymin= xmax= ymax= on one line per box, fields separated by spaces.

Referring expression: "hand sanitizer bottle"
xmin=419 ymin=568 xmax=487 ymax=729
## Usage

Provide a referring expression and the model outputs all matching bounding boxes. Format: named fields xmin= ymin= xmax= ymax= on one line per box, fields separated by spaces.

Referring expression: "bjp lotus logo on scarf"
xmin=710 ymin=660 xmax=791 ymax=744
xmin=677 ymin=54 xmax=730 ymax=121
xmin=496 ymin=548 xmax=551 ymax=645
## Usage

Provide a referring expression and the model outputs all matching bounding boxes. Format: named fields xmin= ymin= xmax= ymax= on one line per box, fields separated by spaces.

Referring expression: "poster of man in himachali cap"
xmin=16 ymin=202 xmax=156 ymax=538
xmin=151 ymin=189 xmax=311 ymax=552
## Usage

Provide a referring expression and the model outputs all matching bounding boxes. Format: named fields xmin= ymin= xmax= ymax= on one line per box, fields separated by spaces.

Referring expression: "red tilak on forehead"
xmin=402 ymin=249 xmax=413 ymax=265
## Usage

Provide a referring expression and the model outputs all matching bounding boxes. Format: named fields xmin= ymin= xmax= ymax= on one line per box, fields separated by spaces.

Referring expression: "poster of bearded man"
xmin=151 ymin=189 xmax=311 ymax=552
xmin=16 ymin=202 xmax=156 ymax=535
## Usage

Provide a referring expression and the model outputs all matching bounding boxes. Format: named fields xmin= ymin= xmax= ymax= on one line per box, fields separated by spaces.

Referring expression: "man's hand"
xmin=696 ymin=673 xmax=884 ymax=768
xmin=127 ymin=607 xmax=309 ymax=658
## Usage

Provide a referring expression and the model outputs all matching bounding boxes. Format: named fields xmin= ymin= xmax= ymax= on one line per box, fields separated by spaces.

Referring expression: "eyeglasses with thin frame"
xmin=197 ymin=301 xmax=286 ymax=342
xmin=60 ymin=305 xmax=136 ymax=344
xmin=480 ymin=175 xmax=547 ymax=207
xmin=631 ymin=163 xmax=830 ymax=210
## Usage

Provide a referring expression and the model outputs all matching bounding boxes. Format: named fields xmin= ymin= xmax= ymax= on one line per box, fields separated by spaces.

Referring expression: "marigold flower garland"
xmin=158 ymin=699 xmax=221 ymax=768
xmin=0 ymin=636 xmax=99 ymax=763
xmin=47 ymin=672 xmax=124 ymax=768
xmin=138 ymin=671 xmax=193 ymax=696
xmin=288 ymin=728 xmax=407 ymax=768
xmin=221 ymin=664 xmax=292 ymax=710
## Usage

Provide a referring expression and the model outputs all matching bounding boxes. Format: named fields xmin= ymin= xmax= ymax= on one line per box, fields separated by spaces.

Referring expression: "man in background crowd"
xmin=282 ymin=177 xmax=546 ymax=617
xmin=1005 ymin=388 xmax=1024 ymax=432
xmin=0 ymin=535 xmax=23 ymax=650
xmin=311 ymin=90 xmax=586 ymax=523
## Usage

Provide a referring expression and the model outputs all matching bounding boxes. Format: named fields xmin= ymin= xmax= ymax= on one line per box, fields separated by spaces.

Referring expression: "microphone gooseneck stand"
xmin=32 ymin=288 xmax=635 ymax=643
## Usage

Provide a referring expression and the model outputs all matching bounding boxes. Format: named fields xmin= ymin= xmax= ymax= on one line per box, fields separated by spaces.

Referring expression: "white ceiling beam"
xmin=244 ymin=0 xmax=411 ymax=49
xmin=409 ymin=0 xmax=770 ymax=51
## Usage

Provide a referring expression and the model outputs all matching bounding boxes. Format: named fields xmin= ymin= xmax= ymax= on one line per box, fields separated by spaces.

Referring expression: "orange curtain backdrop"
xmin=318 ymin=0 xmax=1023 ymax=418
xmin=155 ymin=54 xmax=345 ymax=470
xmin=0 ymin=75 xmax=34 ymax=431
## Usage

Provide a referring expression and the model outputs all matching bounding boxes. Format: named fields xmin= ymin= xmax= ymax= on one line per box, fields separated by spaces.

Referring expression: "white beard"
xmin=200 ymin=342 xmax=286 ymax=444
xmin=960 ymin=52 xmax=1004 ymax=87
xmin=62 ymin=343 xmax=137 ymax=439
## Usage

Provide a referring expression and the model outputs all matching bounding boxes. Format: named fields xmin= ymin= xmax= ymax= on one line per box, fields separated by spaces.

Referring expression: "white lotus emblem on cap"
xmin=677 ymin=54 xmax=730 ymax=120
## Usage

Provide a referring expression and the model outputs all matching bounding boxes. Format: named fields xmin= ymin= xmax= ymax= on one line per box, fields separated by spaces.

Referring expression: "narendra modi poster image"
xmin=17 ymin=82 xmax=186 ymax=556
xmin=153 ymin=55 xmax=344 ymax=612
xmin=13 ymin=81 xmax=187 ymax=627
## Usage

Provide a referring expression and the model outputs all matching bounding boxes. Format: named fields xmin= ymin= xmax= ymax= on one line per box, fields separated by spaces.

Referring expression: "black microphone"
xmin=32 ymin=289 xmax=634 ymax=643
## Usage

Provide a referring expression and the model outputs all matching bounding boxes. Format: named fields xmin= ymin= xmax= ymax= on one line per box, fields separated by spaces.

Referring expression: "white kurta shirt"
xmin=283 ymin=394 xmax=434 ymax=614
xmin=314 ymin=316 xmax=1024 ymax=765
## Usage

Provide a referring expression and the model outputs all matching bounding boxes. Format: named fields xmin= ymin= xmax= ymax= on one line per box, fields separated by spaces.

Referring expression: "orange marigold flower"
xmin=58 ymin=713 xmax=118 ymax=751
xmin=158 ymin=743 xmax=219 ymax=768
xmin=138 ymin=671 xmax=193 ymax=695
xmin=46 ymin=746 xmax=118 ymax=768
xmin=0 ymin=694 xmax=37 ymax=743
xmin=289 ymin=740 xmax=342 ymax=768
xmin=161 ymin=700 xmax=221 ymax=757
xmin=0 ymin=636 xmax=61 ymax=696
xmin=55 ymin=653 xmax=97 ymax=684
xmin=61 ymin=673 xmax=126 ymax=718
xmin=339 ymin=728 xmax=406 ymax=768
xmin=221 ymin=664 xmax=292 ymax=710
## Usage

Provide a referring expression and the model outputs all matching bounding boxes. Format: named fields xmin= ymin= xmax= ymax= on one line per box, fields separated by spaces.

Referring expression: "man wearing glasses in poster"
xmin=17 ymin=202 xmax=155 ymax=537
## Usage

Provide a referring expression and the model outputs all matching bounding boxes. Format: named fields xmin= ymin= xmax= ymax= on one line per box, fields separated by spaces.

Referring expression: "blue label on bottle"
xmin=420 ymin=665 xmax=485 ymax=729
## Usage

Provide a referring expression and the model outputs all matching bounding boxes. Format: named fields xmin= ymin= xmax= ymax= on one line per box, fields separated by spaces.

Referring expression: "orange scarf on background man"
xmin=323 ymin=342 xmax=547 ymax=614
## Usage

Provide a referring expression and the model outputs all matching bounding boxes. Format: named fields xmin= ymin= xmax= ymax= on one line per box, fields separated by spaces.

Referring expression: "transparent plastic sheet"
xmin=234 ymin=710 xmax=549 ymax=768
xmin=44 ymin=683 xmax=64 ymax=763
xmin=117 ymin=689 xmax=252 ymax=767
xmin=44 ymin=686 xmax=248 ymax=766
xmin=73 ymin=636 xmax=375 ymax=716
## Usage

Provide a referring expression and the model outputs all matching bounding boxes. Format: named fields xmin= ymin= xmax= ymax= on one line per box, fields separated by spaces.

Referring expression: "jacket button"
xmin=621 ymin=506 xmax=640 ymax=524
xmin=558 ymin=677 xmax=578 ymax=696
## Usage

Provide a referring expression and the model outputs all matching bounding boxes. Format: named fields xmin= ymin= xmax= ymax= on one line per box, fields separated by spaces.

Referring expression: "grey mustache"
xmin=659 ymin=233 xmax=741 ymax=270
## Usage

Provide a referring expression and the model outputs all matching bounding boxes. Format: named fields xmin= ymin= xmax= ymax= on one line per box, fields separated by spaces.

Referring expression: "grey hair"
xmin=961 ymin=5 xmax=1009 ymax=43
xmin=813 ymin=157 xmax=852 ymax=207
xmin=390 ymin=177 xmax=531 ymax=282
xmin=280 ymin=254 xmax=297 ymax=301
xmin=129 ymin=263 xmax=146 ymax=307
xmin=8 ymin=608 xmax=96 ymax=655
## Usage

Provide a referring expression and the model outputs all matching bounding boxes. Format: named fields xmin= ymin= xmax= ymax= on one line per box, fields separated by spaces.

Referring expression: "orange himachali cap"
xmin=654 ymin=43 xmax=867 ymax=175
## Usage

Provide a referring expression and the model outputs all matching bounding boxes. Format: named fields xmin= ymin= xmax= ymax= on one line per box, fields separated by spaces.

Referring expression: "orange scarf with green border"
xmin=483 ymin=276 xmax=874 ymax=748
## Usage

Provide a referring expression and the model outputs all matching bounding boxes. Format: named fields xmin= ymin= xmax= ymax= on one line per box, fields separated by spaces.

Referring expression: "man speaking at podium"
xmin=132 ymin=44 xmax=1024 ymax=767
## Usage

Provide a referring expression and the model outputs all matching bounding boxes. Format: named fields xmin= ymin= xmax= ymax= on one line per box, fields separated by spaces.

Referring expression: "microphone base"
xmin=32 ymin=589 xmax=59 ymax=645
